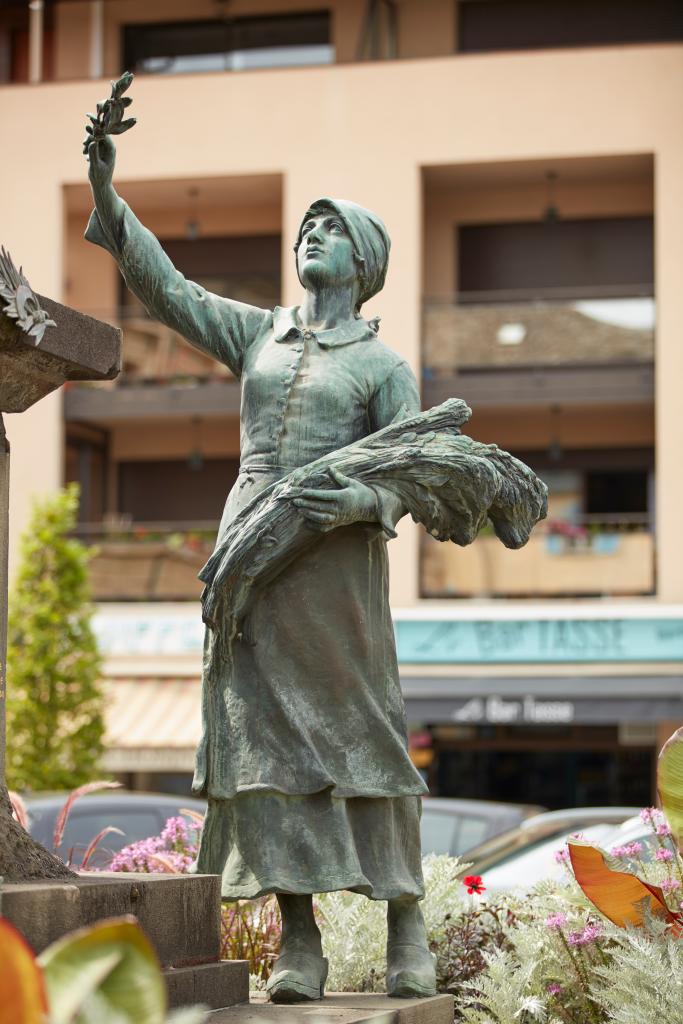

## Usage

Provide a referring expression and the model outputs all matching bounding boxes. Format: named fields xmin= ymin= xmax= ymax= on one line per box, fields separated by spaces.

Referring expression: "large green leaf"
xmin=0 ymin=917 xmax=47 ymax=1024
xmin=658 ymin=726 xmax=683 ymax=851
xmin=38 ymin=915 xmax=166 ymax=1024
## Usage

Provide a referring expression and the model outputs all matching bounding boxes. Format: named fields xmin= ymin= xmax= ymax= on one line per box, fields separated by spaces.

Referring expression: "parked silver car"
xmin=420 ymin=797 xmax=544 ymax=857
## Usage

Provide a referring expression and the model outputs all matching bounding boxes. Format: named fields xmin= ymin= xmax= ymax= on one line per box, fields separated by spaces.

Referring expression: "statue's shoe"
xmin=386 ymin=942 xmax=437 ymax=998
xmin=266 ymin=952 xmax=329 ymax=1003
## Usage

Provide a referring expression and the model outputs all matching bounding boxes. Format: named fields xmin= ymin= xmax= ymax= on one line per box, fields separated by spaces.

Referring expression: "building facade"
xmin=2 ymin=0 xmax=683 ymax=806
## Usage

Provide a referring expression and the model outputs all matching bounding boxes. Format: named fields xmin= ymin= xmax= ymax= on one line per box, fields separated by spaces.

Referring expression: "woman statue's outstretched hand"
xmin=291 ymin=467 xmax=378 ymax=532
xmin=87 ymin=135 xmax=117 ymax=196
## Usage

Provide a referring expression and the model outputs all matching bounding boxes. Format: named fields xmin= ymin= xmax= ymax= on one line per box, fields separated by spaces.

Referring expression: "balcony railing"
xmin=422 ymin=293 xmax=654 ymax=408
xmin=421 ymin=516 xmax=654 ymax=599
xmin=75 ymin=521 xmax=218 ymax=602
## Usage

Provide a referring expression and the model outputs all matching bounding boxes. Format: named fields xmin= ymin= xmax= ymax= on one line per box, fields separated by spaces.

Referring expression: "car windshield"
xmin=483 ymin=823 xmax=616 ymax=890
xmin=465 ymin=817 xmax=613 ymax=874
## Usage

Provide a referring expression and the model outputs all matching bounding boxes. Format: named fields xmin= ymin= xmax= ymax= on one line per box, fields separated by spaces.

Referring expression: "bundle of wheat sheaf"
xmin=200 ymin=399 xmax=548 ymax=639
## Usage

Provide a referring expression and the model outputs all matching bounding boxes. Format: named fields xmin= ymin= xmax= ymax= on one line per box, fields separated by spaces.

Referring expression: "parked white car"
xmin=463 ymin=806 xmax=642 ymax=892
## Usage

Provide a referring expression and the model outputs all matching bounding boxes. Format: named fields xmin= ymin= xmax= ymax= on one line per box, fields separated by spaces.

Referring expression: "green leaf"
xmin=38 ymin=916 xmax=166 ymax=1024
xmin=658 ymin=726 xmax=683 ymax=851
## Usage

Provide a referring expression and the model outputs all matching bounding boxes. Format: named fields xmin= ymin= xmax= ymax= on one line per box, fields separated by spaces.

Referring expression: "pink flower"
xmin=554 ymin=847 xmax=570 ymax=864
xmin=568 ymin=923 xmax=602 ymax=947
xmin=661 ymin=878 xmax=681 ymax=892
xmin=161 ymin=816 xmax=191 ymax=850
xmin=547 ymin=983 xmax=563 ymax=996
xmin=656 ymin=823 xmax=673 ymax=837
xmin=640 ymin=807 xmax=664 ymax=825
xmin=656 ymin=848 xmax=674 ymax=862
xmin=611 ymin=842 xmax=643 ymax=858
xmin=545 ymin=913 xmax=568 ymax=930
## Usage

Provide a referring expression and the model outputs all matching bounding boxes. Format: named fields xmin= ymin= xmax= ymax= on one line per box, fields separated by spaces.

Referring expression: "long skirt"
xmin=193 ymin=470 xmax=427 ymax=901
xmin=198 ymin=790 xmax=424 ymax=900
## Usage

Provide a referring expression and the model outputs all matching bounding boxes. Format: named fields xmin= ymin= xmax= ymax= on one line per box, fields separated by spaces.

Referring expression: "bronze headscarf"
xmin=295 ymin=198 xmax=391 ymax=311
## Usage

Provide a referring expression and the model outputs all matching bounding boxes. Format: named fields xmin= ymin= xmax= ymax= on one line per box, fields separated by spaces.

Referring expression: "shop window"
xmin=458 ymin=0 xmax=683 ymax=54
xmin=458 ymin=217 xmax=654 ymax=301
xmin=123 ymin=12 xmax=333 ymax=75
xmin=435 ymin=741 xmax=652 ymax=809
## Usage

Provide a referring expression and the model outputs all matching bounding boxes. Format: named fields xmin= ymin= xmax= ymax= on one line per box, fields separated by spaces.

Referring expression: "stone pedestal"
xmin=2 ymin=872 xmax=248 ymax=1011
xmin=210 ymin=993 xmax=454 ymax=1022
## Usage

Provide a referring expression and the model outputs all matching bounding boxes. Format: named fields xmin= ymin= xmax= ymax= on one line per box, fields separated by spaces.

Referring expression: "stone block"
xmin=164 ymin=961 xmax=249 ymax=1010
xmin=208 ymin=993 xmax=454 ymax=1022
xmin=1 ymin=872 xmax=221 ymax=966
xmin=0 ymin=296 xmax=120 ymax=412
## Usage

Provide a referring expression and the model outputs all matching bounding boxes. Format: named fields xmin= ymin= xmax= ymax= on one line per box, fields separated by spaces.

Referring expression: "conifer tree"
xmin=6 ymin=483 xmax=105 ymax=791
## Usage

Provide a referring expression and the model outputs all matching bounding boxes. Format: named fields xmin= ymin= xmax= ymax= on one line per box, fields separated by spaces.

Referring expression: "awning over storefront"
xmin=402 ymin=674 xmax=683 ymax=725
xmin=102 ymin=678 xmax=201 ymax=773
xmin=101 ymin=671 xmax=683 ymax=774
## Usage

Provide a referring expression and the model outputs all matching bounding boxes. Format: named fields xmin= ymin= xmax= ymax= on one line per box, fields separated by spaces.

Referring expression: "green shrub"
xmin=6 ymin=484 xmax=104 ymax=792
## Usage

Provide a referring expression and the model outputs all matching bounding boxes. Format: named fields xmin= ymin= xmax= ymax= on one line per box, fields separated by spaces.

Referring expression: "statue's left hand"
xmin=291 ymin=467 xmax=378 ymax=531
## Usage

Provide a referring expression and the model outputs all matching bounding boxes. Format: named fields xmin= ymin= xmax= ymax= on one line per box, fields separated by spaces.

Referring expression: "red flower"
xmin=463 ymin=874 xmax=486 ymax=895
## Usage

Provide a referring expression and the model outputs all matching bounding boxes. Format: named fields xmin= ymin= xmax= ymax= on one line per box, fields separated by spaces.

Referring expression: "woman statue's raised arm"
xmin=85 ymin=134 xmax=270 ymax=378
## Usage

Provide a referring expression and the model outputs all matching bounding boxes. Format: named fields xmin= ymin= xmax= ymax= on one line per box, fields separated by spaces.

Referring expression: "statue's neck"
xmin=299 ymin=286 xmax=357 ymax=331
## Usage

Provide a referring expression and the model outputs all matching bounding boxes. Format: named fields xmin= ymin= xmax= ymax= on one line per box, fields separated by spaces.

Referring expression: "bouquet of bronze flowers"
xmin=200 ymin=398 xmax=547 ymax=641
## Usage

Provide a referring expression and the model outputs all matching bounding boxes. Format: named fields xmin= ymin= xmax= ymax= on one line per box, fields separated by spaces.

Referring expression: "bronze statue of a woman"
xmin=85 ymin=86 xmax=545 ymax=1003
xmin=86 ymin=131 xmax=437 ymax=1002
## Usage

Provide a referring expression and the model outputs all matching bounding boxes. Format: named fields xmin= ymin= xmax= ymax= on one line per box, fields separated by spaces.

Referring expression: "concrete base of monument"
xmin=209 ymin=992 xmax=454 ymax=1022
xmin=2 ymin=872 xmax=249 ymax=1010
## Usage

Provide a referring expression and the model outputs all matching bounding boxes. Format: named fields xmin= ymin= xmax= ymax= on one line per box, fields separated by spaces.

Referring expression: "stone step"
xmin=164 ymin=961 xmax=249 ymax=1011
xmin=208 ymin=993 xmax=454 ymax=1023
xmin=2 ymin=872 xmax=222 ymax=966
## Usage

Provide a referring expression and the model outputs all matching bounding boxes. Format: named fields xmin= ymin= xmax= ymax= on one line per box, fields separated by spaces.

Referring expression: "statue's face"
xmin=297 ymin=212 xmax=358 ymax=291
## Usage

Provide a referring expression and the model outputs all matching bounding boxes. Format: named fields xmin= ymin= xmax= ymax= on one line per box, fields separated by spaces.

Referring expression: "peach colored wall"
xmin=468 ymin=404 xmax=655 ymax=452
xmin=64 ymin=210 xmax=118 ymax=318
xmin=110 ymin=418 xmax=240 ymax=461
xmin=54 ymin=2 xmax=92 ymax=81
xmin=398 ymin=0 xmax=455 ymax=59
xmin=1 ymin=44 xmax=682 ymax=600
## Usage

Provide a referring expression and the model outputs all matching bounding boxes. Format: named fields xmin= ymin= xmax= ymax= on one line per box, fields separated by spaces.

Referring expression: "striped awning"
xmin=102 ymin=678 xmax=201 ymax=772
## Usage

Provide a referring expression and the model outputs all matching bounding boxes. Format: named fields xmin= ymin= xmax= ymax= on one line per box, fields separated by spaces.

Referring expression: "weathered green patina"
xmin=85 ymin=103 xmax=546 ymax=1000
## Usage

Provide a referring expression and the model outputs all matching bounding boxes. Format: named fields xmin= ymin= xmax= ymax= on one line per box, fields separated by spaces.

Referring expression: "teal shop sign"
xmin=394 ymin=617 xmax=683 ymax=665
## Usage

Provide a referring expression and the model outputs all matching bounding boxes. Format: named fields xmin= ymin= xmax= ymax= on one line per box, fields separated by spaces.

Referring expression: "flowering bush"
xmin=109 ymin=816 xmax=199 ymax=873
xmin=104 ymin=800 xmax=683 ymax=1020
xmin=459 ymin=806 xmax=683 ymax=1023
xmin=221 ymin=898 xmax=281 ymax=986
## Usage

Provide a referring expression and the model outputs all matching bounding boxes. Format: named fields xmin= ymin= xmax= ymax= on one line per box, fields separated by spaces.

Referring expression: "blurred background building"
xmin=2 ymin=0 xmax=683 ymax=811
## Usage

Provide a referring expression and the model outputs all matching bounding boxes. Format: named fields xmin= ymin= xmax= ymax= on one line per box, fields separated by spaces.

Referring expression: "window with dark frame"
xmin=457 ymin=216 xmax=654 ymax=302
xmin=457 ymin=0 xmax=683 ymax=55
xmin=123 ymin=11 xmax=332 ymax=75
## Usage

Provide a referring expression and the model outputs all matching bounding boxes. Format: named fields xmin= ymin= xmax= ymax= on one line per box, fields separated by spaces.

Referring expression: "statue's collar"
xmin=273 ymin=306 xmax=378 ymax=348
